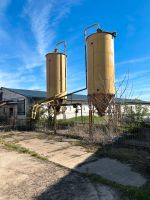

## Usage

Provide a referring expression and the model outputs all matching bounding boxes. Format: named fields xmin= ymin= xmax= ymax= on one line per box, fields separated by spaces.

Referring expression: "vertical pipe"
xmin=56 ymin=41 xmax=67 ymax=55
xmin=93 ymin=104 xmax=95 ymax=124
xmin=53 ymin=104 xmax=57 ymax=134
xmin=89 ymin=100 xmax=93 ymax=135
xmin=81 ymin=104 xmax=83 ymax=123
xmin=75 ymin=107 xmax=77 ymax=122
xmin=84 ymin=43 xmax=88 ymax=88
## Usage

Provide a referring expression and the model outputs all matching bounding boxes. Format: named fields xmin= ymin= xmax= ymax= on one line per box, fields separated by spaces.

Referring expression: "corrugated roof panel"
xmin=6 ymin=88 xmax=46 ymax=98
xmin=2 ymin=88 xmax=149 ymax=104
xmin=67 ymin=94 xmax=88 ymax=101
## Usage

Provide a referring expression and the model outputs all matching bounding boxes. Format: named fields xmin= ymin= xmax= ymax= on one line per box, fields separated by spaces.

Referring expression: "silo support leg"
xmin=89 ymin=109 xmax=93 ymax=136
xmin=54 ymin=107 xmax=57 ymax=134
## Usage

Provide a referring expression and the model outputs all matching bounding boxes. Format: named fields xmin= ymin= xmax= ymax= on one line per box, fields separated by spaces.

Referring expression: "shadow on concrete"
xmin=35 ymin=146 xmax=120 ymax=200
xmin=34 ymin=136 xmax=150 ymax=200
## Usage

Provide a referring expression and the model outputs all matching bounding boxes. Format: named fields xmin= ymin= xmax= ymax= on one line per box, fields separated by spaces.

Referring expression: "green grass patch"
xmin=93 ymin=146 xmax=150 ymax=199
xmin=57 ymin=116 xmax=104 ymax=126
xmin=96 ymin=147 xmax=150 ymax=162
xmin=83 ymin=173 xmax=150 ymax=200
xmin=69 ymin=140 xmax=82 ymax=146
xmin=0 ymin=139 xmax=48 ymax=161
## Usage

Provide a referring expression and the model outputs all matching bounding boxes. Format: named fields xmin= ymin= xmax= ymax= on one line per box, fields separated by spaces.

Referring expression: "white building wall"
xmin=120 ymin=103 xmax=150 ymax=122
xmin=57 ymin=104 xmax=90 ymax=119
xmin=57 ymin=103 xmax=150 ymax=120
xmin=1 ymin=87 xmax=150 ymax=123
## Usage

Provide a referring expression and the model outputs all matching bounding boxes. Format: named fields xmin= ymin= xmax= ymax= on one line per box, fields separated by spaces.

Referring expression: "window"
xmin=0 ymin=92 xmax=2 ymax=101
xmin=17 ymin=99 xmax=25 ymax=115
xmin=9 ymin=108 xmax=13 ymax=117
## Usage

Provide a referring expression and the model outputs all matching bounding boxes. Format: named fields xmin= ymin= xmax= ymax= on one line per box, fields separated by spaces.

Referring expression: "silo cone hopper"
xmin=85 ymin=24 xmax=116 ymax=116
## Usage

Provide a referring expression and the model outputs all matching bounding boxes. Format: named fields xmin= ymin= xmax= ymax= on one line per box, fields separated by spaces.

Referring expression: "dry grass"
xmin=67 ymin=124 xmax=122 ymax=145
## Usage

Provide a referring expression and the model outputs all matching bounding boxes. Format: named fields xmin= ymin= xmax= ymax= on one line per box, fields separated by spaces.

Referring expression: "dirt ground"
xmin=0 ymin=131 xmax=149 ymax=200
xmin=0 ymin=131 xmax=121 ymax=200
xmin=1 ymin=148 xmax=119 ymax=200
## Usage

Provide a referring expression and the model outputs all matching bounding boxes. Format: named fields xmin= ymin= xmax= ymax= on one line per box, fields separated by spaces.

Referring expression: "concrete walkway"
xmin=18 ymin=138 xmax=95 ymax=169
xmin=76 ymin=158 xmax=146 ymax=187
xmin=18 ymin=138 xmax=147 ymax=187
xmin=0 ymin=148 xmax=120 ymax=200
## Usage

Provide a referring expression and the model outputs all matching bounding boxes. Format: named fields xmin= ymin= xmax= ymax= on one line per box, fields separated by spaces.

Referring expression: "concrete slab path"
xmin=18 ymin=138 xmax=96 ymax=168
xmin=18 ymin=138 xmax=147 ymax=187
xmin=0 ymin=147 xmax=120 ymax=200
xmin=76 ymin=158 xmax=147 ymax=187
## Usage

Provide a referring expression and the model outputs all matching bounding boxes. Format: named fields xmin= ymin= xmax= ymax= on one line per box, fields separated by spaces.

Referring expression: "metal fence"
xmin=29 ymin=119 xmax=150 ymax=149
xmin=0 ymin=119 xmax=32 ymax=131
xmin=0 ymin=118 xmax=150 ymax=149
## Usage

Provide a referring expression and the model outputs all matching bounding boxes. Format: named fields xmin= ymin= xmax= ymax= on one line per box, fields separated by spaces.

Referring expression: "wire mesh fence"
xmin=0 ymin=119 xmax=31 ymax=131
xmin=0 ymin=117 xmax=150 ymax=149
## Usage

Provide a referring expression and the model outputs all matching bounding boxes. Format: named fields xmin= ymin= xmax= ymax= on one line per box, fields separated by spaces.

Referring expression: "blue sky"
xmin=0 ymin=0 xmax=150 ymax=100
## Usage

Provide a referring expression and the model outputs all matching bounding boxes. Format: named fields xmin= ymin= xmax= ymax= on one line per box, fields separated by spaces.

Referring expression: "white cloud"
xmin=140 ymin=94 xmax=150 ymax=101
xmin=0 ymin=0 xmax=10 ymax=12
xmin=116 ymin=70 xmax=150 ymax=83
xmin=116 ymin=56 xmax=150 ymax=66
xmin=67 ymin=70 xmax=85 ymax=92
xmin=0 ymin=0 xmax=11 ymax=40
xmin=24 ymin=1 xmax=54 ymax=57
xmin=0 ymin=28 xmax=9 ymax=41
xmin=1 ymin=71 xmax=19 ymax=87
xmin=115 ymin=70 xmax=150 ymax=101
xmin=134 ymin=87 xmax=150 ymax=94
xmin=132 ymin=85 xmax=150 ymax=101
xmin=0 ymin=68 xmax=45 ymax=90
xmin=24 ymin=0 xmax=81 ymax=57
xmin=68 ymin=71 xmax=85 ymax=83
xmin=0 ymin=70 xmax=24 ymax=88
xmin=0 ymin=0 xmax=82 ymax=91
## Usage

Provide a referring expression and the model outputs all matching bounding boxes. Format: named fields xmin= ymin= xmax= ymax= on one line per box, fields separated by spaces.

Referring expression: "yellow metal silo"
xmin=46 ymin=48 xmax=67 ymax=99
xmin=85 ymin=25 xmax=116 ymax=115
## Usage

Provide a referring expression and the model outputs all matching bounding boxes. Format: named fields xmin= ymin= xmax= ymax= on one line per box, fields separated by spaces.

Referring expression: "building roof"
xmin=67 ymin=94 xmax=88 ymax=101
xmin=115 ymin=98 xmax=150 ymax=105
xmin=3 ymin=88 xmax=46 ymax=98
xmin=1 ymin=87 xmax=150 ymax=104
xmin=2 ymin=87 xmax=87 ymax=100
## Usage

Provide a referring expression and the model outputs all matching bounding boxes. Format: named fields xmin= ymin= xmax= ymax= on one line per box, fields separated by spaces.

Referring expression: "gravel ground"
xmin=0 ymin=147 xmax=120 ymax=200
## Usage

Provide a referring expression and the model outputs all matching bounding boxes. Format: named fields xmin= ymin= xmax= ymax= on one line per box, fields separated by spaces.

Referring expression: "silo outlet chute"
xmin=46 ymin=41 xmax=67 ymax=99
xmin=85 ymin=24 xmax=116 ymax=116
